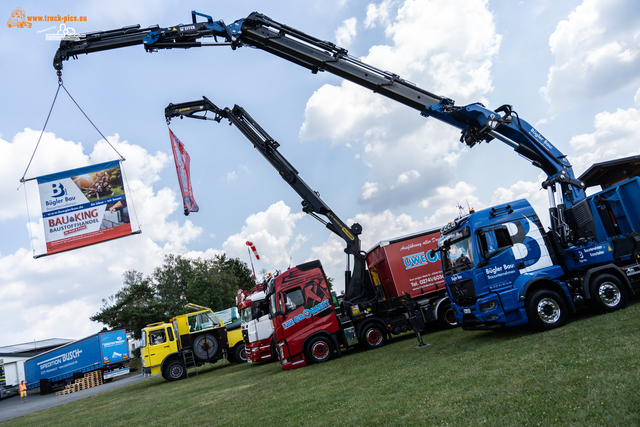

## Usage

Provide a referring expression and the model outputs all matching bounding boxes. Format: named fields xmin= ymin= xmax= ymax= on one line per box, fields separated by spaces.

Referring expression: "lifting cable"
xmin=20 ymin=71 xmax=141 ymax=255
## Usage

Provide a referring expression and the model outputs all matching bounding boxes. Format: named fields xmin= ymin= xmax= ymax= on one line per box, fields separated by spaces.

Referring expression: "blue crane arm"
xmin=423 ymin=100 xmax=586 ymax=205
xmin=53 ymin=10 xmax=585 ymax=207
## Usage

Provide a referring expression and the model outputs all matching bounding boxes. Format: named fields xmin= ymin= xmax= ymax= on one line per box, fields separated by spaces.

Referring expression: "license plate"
xmin=463 ymin=308 xmax=471 ymax=314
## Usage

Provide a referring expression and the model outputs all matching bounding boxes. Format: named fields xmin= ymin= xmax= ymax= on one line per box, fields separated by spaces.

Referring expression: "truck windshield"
xmin=187 ymin=310 xmax=220 ymax=332
xmin=240 ymin=307 xmax=253 ymax=323
xmin=269 ymin=292 xmax=278 ymax=318
xmin=254 ymin=299 xmax=270 ymax=319
xmin=442 ymin=236 xmax=474 ymax=275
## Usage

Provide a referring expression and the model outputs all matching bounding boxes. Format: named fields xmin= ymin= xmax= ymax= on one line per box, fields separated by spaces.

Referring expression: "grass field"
xmin=5 ymin=302 xmax=640 ymax=426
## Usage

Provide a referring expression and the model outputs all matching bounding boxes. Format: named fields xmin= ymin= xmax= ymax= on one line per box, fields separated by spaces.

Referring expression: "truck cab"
xmin=141 ymin=322 xmax=185 ymax=381
xmin=439 ymin=181 xmax=640 ymax=332
xmin=238 ymin=286 xmax=276 ymax=363
xmin=267 ymin=261 xmax=351 ymax=370
xmin=439 ymin=200 xmax=569 ymax=331
xmin=141 ymin=304 xmax=247 ymax=381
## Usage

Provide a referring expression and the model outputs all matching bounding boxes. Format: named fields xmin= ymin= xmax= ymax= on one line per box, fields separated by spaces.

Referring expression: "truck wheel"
xmin=305 ymin=337 xmax=333 ymax=364
xmin=361 ymin=324 xmax=386 ymax=349
xmin=233 ymin=343 xmax=247 ymax=363
xmin=438 ymin=301 xmax=458 ymax=329
xmin=525 ymin=289 xmax=567 ymax=332
xmin=192 ymin=333 xmax=219 ymax=361
xmin=271 ymin=340 xmax=280 ymax=361
xmin=162 ymin=360 xmax=186 ymax=381
xmin=589 ymin=274 xmax=628 ymax=313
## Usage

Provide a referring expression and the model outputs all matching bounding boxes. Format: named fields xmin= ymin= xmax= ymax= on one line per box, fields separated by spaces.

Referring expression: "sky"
xmin=1 ymin=0 xmax=639 ymax=347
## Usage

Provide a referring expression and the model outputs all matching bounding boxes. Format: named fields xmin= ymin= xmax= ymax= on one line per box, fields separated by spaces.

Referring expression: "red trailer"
xmin=366 ymin=228 xmax=454 ymax=329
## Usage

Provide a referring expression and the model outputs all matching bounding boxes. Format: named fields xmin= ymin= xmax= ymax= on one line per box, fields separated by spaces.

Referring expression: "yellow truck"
xmin=141 ymin=303 xmax=246 ymax=381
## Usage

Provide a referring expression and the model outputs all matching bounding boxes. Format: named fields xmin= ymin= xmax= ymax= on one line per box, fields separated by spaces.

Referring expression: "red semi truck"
xmin=163 ymin=98 xmax=457 ymax=370
xmin=266 ymin=229 xmax=456 ymax=370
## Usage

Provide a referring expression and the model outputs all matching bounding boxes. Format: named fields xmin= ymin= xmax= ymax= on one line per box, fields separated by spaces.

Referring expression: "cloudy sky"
xmin=1 ymin=0 xmax=639 ymax=346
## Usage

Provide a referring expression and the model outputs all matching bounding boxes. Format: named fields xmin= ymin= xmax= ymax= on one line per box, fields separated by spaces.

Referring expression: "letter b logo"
xmin=51 ymin=182 xmax=66 ymax=197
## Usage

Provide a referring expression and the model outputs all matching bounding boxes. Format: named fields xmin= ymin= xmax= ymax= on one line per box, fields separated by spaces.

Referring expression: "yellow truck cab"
xmin=141 ymin=304 xmax=245 ymax=381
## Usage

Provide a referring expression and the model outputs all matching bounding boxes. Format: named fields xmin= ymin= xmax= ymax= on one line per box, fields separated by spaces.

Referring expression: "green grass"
xmin=6 ymin=302 xmax=640 ymax=426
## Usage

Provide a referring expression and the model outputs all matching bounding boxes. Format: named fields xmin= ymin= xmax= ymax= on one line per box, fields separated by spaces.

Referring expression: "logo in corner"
xmin=7 ymin=7 xmax=31 ymax=28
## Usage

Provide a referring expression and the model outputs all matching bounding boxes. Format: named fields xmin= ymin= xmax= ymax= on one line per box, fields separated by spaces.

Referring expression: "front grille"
xmin=448 ymin=279 xmax=477 ymax=306
xmin=462 ymin=312 xmax=480 ymax=323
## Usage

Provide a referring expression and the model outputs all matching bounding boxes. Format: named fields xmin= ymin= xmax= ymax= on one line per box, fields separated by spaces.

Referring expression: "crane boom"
xmin=165 ymin=97 xmax=368 ymax=302
xmin=53 ymin=10 xmax=586 ymax=242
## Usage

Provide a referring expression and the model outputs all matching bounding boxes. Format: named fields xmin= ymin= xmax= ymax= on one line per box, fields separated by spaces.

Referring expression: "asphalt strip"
xmin=0 ymin=373 xmax=152 ymax=423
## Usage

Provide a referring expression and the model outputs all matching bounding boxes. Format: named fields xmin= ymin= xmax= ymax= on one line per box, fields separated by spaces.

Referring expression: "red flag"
xmin=169 ymin=128 xmax=199 ymax=215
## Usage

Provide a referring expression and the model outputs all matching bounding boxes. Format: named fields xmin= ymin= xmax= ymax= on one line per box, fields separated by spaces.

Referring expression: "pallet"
xmin=55 ymin=371 xmax=104 ymax=396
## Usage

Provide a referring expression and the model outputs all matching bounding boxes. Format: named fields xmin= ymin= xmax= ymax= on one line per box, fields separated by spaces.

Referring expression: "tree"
xmin=90 ymin=270 xmax=165 ymax=339
xmin=91 ymin=254 xmax=256 ymax=336
xmin=185 ymin=254 xmax=255 ymax=311
xmin=153 ymin=254 xmax=194 ymax=316
xmin=326 ymin=276 xmax=334 ymax=292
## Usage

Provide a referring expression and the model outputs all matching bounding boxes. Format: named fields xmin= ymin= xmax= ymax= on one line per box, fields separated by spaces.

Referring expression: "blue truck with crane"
xmin=52 ymin=10 xmax=639 ymax=332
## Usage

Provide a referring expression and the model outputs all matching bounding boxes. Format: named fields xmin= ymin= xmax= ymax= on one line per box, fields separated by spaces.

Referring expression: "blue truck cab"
xmin=439 ymin=176 xmax=640 ymax=331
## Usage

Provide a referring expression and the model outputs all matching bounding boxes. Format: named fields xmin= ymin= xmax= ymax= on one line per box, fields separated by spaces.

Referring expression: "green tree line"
xmin=91 ymin=254 xmax=255 ymax=339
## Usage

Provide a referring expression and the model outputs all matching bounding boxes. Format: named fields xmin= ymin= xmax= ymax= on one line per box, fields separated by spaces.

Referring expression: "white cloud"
xmin=395 ymin=169 xmax=420 ymax=186
xmin=420 ymin=181 xmax=482 ymax=226
xmin=541 ymin=0 xmax=640 ymax=108
xmin=307 ymin=209 xmax=427 ymax=292
xmin=364 ymin=0 xmax=397 ymax=29
xmin=223 ymin=171 xmax=238 ymax=182
xmin=300 ymin=0 xmax=501 ymax=210
xmin=568 ymin=106 xmax=640 ymax=176
xmin=222 ymin=201 xmax=306 ymax=270
xmin=335 ymin=17 xmax=357 ymax=48
xmin=490 ymin=176 xmax=550 ymax=229
xmin=0 ymin=130 xmax=206 ymax=345
xmin=361 ymin=181 xmax=379 ymax=200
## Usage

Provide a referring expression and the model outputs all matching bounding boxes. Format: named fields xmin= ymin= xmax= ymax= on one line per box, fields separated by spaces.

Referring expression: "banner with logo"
xmin=169 ymin=129 xmax=199 ymax=215
xmin=36 ymin=160 xmax=132 ymax=256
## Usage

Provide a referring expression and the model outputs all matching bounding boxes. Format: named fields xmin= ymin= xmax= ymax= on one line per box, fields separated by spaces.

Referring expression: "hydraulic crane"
xmin=164 ymin=97 xmax=368 ymax=302
xmin=53 ymin=11 xmax=585 ymax=244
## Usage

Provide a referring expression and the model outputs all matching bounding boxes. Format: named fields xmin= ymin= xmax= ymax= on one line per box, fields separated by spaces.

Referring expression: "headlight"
xmin=479 ymin=301 xmax=497 ymax=312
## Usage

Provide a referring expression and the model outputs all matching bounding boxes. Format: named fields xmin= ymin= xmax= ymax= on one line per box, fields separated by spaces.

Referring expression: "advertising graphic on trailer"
xmin=36 ymin=160 xmax=132 ymax=256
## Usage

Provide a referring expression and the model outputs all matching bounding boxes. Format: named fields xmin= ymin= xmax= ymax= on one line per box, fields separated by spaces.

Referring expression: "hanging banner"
xmin=36 ymin=160 xmax=133 ymax=256
xmin=169 ymin=128 xmax=199 ymax=215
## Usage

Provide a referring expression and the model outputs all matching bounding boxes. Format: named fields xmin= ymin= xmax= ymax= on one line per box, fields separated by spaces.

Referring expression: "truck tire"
xmin=39 ymin=378 xmax=52 ymax=395
xmin=192 ymin=333 xmax=219 ymax=361
xmin=305 ymin=337 xmax=333 ymax=364
xmin=271 ymin=340 xmax=280 ymax=361
xmin=162 ymin=360 xmax=187 ymax=381
xmin=588 ymin=274 xmax=628 ymax=314
xmin=361 ymin=324 xmax=386 ymax=349
xmin=525 ymin=289 xmax=567 ymax=332
xmin=438 ymin=301 xmax=458 ymax=329
xmin=231 ymin=343 xmax=247 ymax=363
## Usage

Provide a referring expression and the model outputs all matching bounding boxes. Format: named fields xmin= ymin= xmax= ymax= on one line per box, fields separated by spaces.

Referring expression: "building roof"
xmin=0 ymin=338 xmax=73 ymax=355
xmin=579 ymin=155 xmax=640 ymax=189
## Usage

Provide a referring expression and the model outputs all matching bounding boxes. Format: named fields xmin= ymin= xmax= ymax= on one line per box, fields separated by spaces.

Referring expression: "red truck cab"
xmin=268 ymin=261 xmax=343 ymax=370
